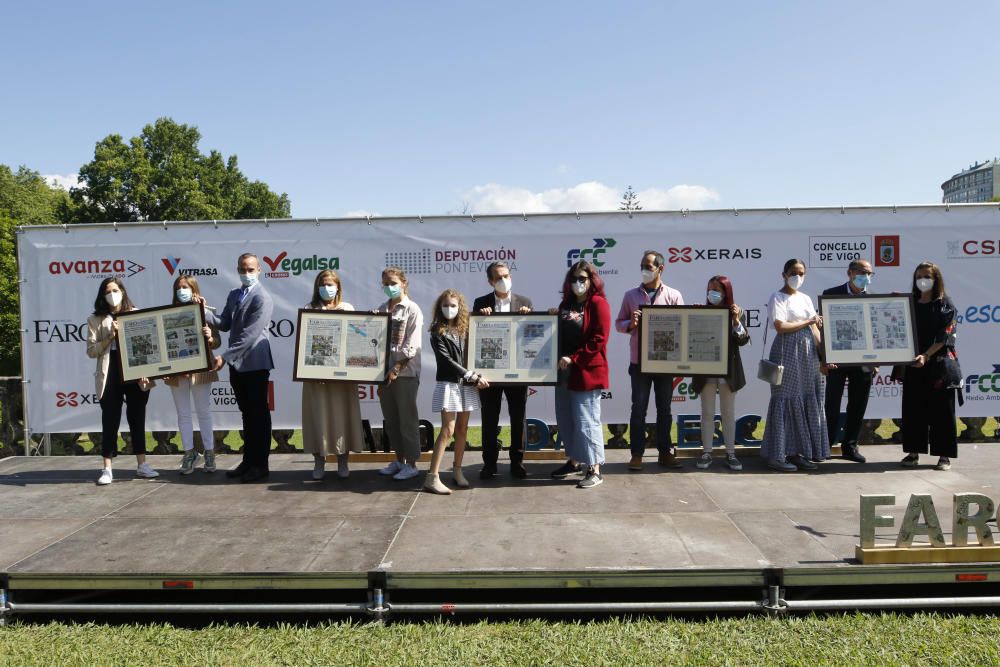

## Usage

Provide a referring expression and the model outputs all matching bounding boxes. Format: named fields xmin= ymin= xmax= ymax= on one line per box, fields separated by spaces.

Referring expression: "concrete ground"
xmin=1 ymin=445 xmax=997 ymax=575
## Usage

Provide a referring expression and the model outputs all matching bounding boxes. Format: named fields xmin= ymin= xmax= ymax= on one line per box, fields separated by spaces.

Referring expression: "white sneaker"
xmin=379 ymin=460 xmax=403 ymax=476
xmin=136 ymin=462 xmax=160 ymax=478
xmin=96 ymin=468 xmax=113 ymax=486
xmin=392 ymin=463 xmax=420 ymax=480
xmin=312 ymin=457 xmax=326 ymax=480
xmin=337 ymin=454 xmax=350 ymax=479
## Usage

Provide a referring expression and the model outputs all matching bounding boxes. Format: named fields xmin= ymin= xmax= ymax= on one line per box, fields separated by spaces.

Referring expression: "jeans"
xmin=554 ymin=384 xmax=604 ymax=466
xmin=170 ymin=378 xmax=215 ymax=452
xmin=628 ymin=363 xmax=673 ymax=457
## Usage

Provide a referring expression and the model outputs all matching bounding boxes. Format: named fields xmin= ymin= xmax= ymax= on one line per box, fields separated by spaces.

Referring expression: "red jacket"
xmin=566 ymin=293 xmax=610 ymax=391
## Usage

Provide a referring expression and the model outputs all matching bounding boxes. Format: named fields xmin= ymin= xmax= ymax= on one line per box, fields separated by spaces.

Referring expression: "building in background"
xmin=941 ymin=159 xmax=1000 ymax=203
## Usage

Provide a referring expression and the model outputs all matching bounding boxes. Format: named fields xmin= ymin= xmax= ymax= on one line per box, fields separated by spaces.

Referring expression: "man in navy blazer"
xmin=822 ymin=258 xmax=875 ymax=464
xmin=207 ymin=253 xmax=275 ymax=482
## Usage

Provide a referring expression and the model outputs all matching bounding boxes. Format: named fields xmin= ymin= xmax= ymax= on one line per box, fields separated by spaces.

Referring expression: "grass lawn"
xmin=2 ymin=614 xmax=999 ymax=665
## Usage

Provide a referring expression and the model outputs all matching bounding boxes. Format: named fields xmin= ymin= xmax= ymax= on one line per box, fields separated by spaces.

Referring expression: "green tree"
xmin=0 ymin=166 xmax=71 ymax=375
xmin=70 ymin=117 xmax=290 ymax=222
xmin=619 ymin=185 xmax=642 ymax=213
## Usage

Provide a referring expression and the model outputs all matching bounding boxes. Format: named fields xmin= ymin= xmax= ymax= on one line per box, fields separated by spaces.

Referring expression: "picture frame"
xmin=292 ymin=310 xmax=392 ymax=383
xmin=637 ymin=305 xmax=732 ymax=377
xmin=818 ymin=293 xmax=917 ymax=366
xmin=114 ymin=303 xmax=212 ymax=383
xmin=467 ymin=312 xmax=559 ymax=385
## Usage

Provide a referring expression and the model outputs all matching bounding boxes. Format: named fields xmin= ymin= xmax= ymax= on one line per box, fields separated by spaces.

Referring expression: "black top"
xmin=915 ymin=295 xmax=957 ymax=356
xmin=430 ymin=329 xmax=471 ymax=383
xmin=558 ymin=302 xmax=586 ymax=358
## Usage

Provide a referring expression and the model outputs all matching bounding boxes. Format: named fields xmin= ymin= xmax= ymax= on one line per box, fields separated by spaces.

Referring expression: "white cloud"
xmin=42 ymin=173 xmax=80 ymax=191
xmin=342 ymin=209 xmax=379 ymax=218
xmin=462 ymin=181 xmax=720 ymax=215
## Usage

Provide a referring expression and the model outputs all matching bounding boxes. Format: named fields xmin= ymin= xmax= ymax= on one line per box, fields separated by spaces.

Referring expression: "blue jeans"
xmin=554 ymin=384 xmax=604 ymax=466
xmin=628 ymin=363 xmax=673 ymax=457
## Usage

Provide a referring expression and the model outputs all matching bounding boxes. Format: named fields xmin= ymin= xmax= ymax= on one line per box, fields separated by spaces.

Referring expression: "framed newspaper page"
xmin=114 ymin=303 xmax=212 ymax=383
xmin=818 ymin=293 xmax=917 ymax=366
xmin=637 ymin=305 xmax=731 ymax=377
xmin=292 ymin=310 xmax=391 ymax=383
xmin=467 ymin=313 xmax=559 ymax=385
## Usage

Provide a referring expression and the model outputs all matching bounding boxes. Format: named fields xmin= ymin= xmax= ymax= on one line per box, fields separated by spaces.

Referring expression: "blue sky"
xmin=3 ymin=1 xmax=998 ymax=217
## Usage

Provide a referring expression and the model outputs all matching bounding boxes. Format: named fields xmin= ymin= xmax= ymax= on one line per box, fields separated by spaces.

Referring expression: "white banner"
xmin=18 ymin=206 xmax=1000 ymax=437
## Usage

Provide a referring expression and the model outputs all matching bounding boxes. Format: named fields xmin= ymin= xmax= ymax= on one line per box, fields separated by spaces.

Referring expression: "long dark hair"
xmin=560 ymin=261 xmax=605 ymax=308
xmin=912 ymin=261 xmax=946 ymax=301
xmin=706 ymin=275 xmax=735 ymax=307
xmin=93 ymin=277 xmax=135 ymax=316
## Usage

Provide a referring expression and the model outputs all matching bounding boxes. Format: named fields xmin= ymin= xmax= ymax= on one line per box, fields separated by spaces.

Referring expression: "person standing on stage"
xmin=301 ymin=269 xmax=364 ymax=480
xmin=822 ymin=259 xmax=875 ymax=464
xmin=473 ymin=260 xmax=533 ymax=479
xmin=615 ymin=250 xmax=684 ymax=471
xmin=900 ymin=261 xmax=959 ymax=471
xmin=86 ymin=277 xmax=158 ymax=486
xmin=375 ymin=266 xmax=424 ymax=481
xmin=206 ymin=253 xmax=275 ymax=483
xmin=166 ymin=275 xmax=221 ymax=475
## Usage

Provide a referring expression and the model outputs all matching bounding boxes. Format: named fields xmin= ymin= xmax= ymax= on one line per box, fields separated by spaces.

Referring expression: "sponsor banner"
xmin=17 ymin=206 xmax=1000 ymax=433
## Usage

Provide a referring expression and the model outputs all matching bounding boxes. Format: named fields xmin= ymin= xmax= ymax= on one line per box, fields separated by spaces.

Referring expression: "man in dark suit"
xmin=473 ymin=260 xmax=533 ymax=479
xmin=206 ymin=253 xmax=275 ymax=482
xmin=823 ymin=258 xmax=875 ymax=463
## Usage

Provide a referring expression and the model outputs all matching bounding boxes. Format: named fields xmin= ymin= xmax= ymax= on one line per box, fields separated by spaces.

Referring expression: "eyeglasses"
xmin=571 ymin=277 xmax=589 ymax=284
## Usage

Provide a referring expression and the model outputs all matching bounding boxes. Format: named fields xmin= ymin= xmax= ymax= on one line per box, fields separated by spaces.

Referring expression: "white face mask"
xmin=176 ymin=287 xmax=192 ymax=303
xmin=571 ymin=281 xmax=589 ymax=296
xmin=916 ymin=277 xmax=935 ymax=293
xmin=707 ymin=290 xmax=723 ymax=305
xmin=319 ymin=285 xmax=338 ymax=301
xmin=105 ymin=291 xmax=123 ymax=308
xmin=786 ymin=274 xmax=804 ymax=290
xmin=496 ymin=277 xmax=512 ymax=294
xmin=641 ymin=269 xmax=658 ymax=284
xmin=441 ymin=305 xmax=459 ymax=320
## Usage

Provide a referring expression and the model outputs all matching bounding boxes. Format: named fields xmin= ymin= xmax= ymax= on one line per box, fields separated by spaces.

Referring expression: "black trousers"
xmin=479 ymin=385 xmax=527 ymax=467
xmin=901 ymin=366 xmax=957 ymax=458
xmin=99 ymin=360 xmax=150 ymax=459
xmin=230 ymin=368 xmax=272 ymax=469
xmin=824 ymin=366 xmax=873 ymax=448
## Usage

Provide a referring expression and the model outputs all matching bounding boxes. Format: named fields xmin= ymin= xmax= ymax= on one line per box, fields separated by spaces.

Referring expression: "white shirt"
xmin=494 ymin=293 xmax=511 ymax=312
xmin=768 ymin=290 xmax=816 ymax=324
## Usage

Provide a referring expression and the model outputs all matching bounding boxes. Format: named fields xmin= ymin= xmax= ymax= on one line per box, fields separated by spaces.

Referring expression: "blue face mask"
xmin=852 ymin=274 xmax=871 ymax=291
xmin=175 ymin=288 xmax=193 ymax=303
xmin=707 ymin=290 xmax=723 ymax=305
xmin=383 ymin=284 xmax=402 ymax=299
xmin=319 ymin=285 xmax=338 ymax=302
xmin=239 ymin=272 xmax=258 ymax=288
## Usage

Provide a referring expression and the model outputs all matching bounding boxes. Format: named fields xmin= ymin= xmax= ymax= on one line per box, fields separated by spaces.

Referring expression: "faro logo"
xmin=566 ymin=238 xmax=616 ymax=267
xmin=269 ymin=319 xmax=296 ymax=338
xmin=161 ymin=257 xmax=219 ymax=277
xmin=262 ymin=251 xmax=340 ymax=278
xmin=667 ymin=247 xmax=763 ymax=263
xmin=965 ymin=365 xmax=1000 ymax=401
xmin=48 ymin=258 xmax=145 ymax=278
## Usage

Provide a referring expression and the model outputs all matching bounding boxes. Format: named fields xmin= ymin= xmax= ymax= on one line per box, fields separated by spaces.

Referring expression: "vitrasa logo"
xmin=567 ymin=238 xmax=618 ymax=275
xmin=55 ymin=390 xmax=98 ymax=407
xmin=48 ymin=258 xmax=145 ymax=278
xmin=667 ymin=246 xmax=762 ymax=263
xmin=161 ymin=257 xmax=218 ymax=277
xmin=262 ymin=252 xmax=340 ymax=278
xmin=948 ymin=240 xmax=1000 ymax=259
xmin=965 ymin=365 xmax=1000 ymax=401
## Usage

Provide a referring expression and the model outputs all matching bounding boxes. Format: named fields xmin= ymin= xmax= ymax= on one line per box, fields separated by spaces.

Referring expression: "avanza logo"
xmin=161 ymin=257 xmax=218 ymax=277
xmin=668 ymin=247 xmax=762 ymax=263
xmin=48 ymin=258 xmax=145 ymax=278
xmin=262 ymin=251 xmax=339 ymax=278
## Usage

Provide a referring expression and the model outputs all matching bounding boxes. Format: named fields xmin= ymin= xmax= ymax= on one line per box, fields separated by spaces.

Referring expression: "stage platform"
xmin=2 ymin=444 xmax=1000 ymax=619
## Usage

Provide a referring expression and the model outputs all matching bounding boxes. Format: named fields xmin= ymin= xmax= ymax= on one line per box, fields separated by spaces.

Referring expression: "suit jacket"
xmin=472 ymin=291 xmax=533 ymax=314
xmin=206 ymin=283 xmax=275 ymax=372
xmin=822 ymin=282 xmax=853 ymax=296
xmin=691 ymin=311 xmax=751 ymax=394
xmin=86 ymin=311 xmax=155 ymax=399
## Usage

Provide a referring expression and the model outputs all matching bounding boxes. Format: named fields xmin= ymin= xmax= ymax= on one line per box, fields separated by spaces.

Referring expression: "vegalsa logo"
xmin=667 ymin=246 xmax=762 ymax=263
xmin=948 ymin=240 xmax=1000 ymax=258
xmin=965 ymin=365 xmax=1000 ymax=401
xmin=262 ymin=251 xmax=339 ymax=278
xmin=567 ymin=238 xmax=616 ymax=267
xmin=48 ymin=258 xmax=145 ymax=278
xmin=161 ymin=257 xmax=218 ymax=277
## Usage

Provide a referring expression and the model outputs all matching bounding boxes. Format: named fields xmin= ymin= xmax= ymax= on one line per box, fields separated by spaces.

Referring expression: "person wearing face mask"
xmin=550 ymin=261 xmax=611 ymax=488
xmin=472 ymin=261 xmax=534 ymax=479
xmin=374 ymin=266 xmax=424 ymax=481
xmin=86 ymin=277 xmax=158 ymax=485
xmin=760 ymin=258 xmax=831 ymax=472
xmin=822 ymin=259 xmax=876 ymax=464
xmin=615 ymin=250 xmax=684 ymax=472
xmin=164 ymin=276 xmax=221 ymax=475
xmin=424 ymin=289 xmax=490 ymax=494
xmin=691 ymin=276 xmax=750 ymax=471
xmin=205 ymin=253 xmax=275 ymax=483
xmin=301 ymin=270 xmax=364 ymax=480
xmin=900 ymin=262 xmax=959 ymax=471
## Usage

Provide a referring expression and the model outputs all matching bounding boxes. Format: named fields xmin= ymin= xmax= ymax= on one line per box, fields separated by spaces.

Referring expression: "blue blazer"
xmin=207 ymin=284 xmax=275 ymax=372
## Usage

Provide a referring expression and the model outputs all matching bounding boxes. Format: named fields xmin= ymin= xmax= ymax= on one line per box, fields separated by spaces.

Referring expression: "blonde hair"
xmin=429 ymin=289 xmax=469 ymax=337
xmin=171 ymin=275 xmax=202 ymax=305
xmin=310 ymin=269 xmax=343 ymax=309
xmin=381 ymin=266 xmax=408 ymax=295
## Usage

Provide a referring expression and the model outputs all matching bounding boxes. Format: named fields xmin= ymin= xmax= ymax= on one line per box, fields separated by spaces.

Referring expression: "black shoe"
xmin=226 ymin=462 xmax=249 ymax=479
xmin=789 ymin=455 xmax=817 ymax=471
xmin=240 ymin=466 xmax=270 ymax=483
xmin=510 ymin=463 xmax=529 ymax=479
xmin=550 ymin=461 xmax=582 ymax=479
xmin=479 ymin=464 xmax=497 ymax=480
xmin=842 ymin=445 xmax=867 ymax=463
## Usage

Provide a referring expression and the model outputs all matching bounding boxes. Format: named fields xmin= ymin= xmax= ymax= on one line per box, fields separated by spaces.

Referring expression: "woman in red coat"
xmin=549 ymin=260 xmax=611 ymax=488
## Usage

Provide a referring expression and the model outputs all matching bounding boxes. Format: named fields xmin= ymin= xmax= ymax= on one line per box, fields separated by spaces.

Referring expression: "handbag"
xmin=757 ymin=316 xmax=784 ymax=386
